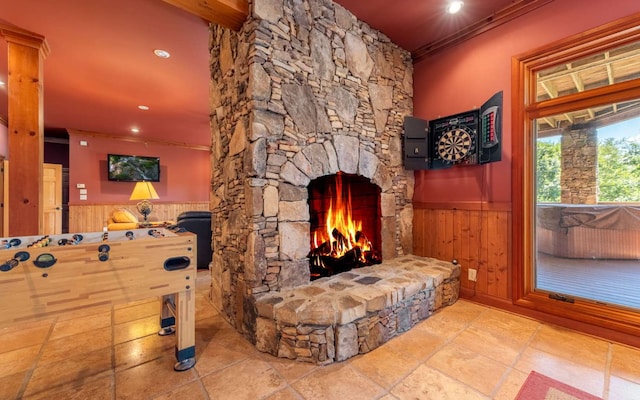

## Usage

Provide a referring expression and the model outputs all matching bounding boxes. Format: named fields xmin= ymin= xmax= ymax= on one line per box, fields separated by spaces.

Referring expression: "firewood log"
xmin=331 ymin=228 xmax=349 ymax=252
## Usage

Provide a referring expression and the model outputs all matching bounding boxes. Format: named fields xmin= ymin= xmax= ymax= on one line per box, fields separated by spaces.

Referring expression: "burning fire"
xmin=309 ymin=174 xmax=380 ymax=281
xmin=311 ymin=174 xmax=371 ymax=260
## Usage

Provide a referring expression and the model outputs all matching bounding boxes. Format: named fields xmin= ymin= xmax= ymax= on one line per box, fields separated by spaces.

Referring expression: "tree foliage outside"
xmin=536 ymin=140 xmax=561 ymax=202
xmin=536 ymin=137 xmax=640 ymax=203
xmin=598 ymin=138 xmax=640 ymax=202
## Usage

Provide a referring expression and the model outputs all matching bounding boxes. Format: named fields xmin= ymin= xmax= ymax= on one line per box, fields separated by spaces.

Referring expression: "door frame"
xmin=512 ymin=13 xmax=640 ymax=336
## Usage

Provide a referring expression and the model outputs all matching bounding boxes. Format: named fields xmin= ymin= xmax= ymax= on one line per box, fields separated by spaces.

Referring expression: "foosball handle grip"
xmin=0 ymin=251 xmax=30 ymax=272
xmin=98 ymin=244 xmax=111 ymax=262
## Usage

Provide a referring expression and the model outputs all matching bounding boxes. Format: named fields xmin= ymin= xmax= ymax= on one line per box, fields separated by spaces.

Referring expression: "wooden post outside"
xmin=0 ymin=24 xmax=50 ymax=235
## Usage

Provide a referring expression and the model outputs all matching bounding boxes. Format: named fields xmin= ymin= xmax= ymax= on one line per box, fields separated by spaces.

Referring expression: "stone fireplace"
xmin=208 ymin=0 xmax=459 ymax=364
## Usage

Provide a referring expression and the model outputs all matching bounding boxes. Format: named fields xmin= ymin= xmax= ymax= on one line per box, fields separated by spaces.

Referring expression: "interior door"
xmin=43 ymin=163 xmax=62 ymax=234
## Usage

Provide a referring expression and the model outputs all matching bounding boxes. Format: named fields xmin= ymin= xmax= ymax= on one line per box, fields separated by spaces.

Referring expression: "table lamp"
xmin=129 ymin=181 xmax=160 ymax=226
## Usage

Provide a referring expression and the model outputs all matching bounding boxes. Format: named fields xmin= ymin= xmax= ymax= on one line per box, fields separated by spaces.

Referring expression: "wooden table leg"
xmin=173 ymin=289 xmax=196 ymax=371
xmin=158 ymin=291 xmax=196 ymax=371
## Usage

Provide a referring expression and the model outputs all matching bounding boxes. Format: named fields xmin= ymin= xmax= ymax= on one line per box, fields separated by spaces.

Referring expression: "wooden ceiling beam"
xmin=540 ymin=81 xmax=557 ymax=99
xmin=161 ymin=0 xmax=248 ymax=31
xmin=605 ymin=52 xmax=616 ymax=85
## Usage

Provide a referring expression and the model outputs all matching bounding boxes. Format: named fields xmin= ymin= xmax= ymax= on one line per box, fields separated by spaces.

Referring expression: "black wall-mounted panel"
xmin=403 ymin=116 xmax=430 ymax=170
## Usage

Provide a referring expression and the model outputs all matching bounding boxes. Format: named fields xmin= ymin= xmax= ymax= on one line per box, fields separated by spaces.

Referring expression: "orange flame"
xmin=311 ymin=175 xmax=371 ymax=259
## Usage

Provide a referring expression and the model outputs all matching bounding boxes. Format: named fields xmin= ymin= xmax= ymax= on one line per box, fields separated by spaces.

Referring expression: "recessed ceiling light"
xmin=153 ymin=49 xmax=171 ymax=59
xmin=138 ymin=105 xmax=150 ymax=111
xmin=0 ymin=81 xmax=5 ymax=86
xmin=447 ymin=1 xmax=464 ymax=14
xmin=131 ymin=127 xmax=140 ymax=133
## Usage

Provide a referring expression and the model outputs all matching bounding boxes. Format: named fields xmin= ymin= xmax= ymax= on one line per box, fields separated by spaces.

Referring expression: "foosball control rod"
xmin=158 ymin=298 xmax=177 ymax=336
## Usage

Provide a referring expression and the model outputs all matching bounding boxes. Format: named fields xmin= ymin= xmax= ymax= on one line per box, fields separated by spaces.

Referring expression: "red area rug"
xmin=515 ymin=371 xmax=603 ymax=400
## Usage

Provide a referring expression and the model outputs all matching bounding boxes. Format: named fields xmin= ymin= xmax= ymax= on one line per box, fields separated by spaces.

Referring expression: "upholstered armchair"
xmin=176 ymin=211 xmax=212 ymax=269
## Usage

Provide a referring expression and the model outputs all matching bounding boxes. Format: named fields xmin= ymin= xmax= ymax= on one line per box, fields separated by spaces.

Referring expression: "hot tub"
xmin=537 ymin=204 xmax=640 ymax=259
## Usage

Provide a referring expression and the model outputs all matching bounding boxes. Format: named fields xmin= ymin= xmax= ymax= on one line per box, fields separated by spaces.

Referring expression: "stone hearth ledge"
xmin=253 ymin=255 xmax=460 ymax=364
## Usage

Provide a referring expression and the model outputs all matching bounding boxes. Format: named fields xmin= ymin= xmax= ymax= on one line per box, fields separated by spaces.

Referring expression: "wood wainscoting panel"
xmin=413 ymin=202 xmax=511 ymax=300
xmin=68 ymin=202 xmax=209 ymax=233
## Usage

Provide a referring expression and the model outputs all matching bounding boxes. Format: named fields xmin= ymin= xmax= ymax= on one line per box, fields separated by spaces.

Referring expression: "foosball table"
xmin=0 ymin=227 xmax=197 ymax=371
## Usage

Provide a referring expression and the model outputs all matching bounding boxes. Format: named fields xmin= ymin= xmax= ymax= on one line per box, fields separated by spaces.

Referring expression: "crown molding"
xmin=0 ymin=20 xmax=50 ymax=58
xmin=67 ymin=129 xmax=210 ymax=151
xmin=412 ymin=0 xmax=553 ymax=62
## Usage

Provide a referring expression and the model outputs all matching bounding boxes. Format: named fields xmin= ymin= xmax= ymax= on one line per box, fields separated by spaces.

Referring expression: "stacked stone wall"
xmin=209 ymin=0 xmax=415 ymax=339
xmin=561 ymin=125 xmax=598 ymax=204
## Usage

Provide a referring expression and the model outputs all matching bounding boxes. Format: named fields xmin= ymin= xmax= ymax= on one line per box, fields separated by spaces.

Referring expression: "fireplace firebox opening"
xmin=307 ymin=173 xmax=382 ymax=280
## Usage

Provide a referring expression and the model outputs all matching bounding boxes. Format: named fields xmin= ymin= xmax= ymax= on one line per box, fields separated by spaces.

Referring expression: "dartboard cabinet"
xmin=403 ymin=91 xmax=502 ymax=170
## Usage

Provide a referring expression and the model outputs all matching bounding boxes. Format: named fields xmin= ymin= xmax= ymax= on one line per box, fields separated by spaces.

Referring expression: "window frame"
xmin=512 ymin=13 xmax=640 ymax=335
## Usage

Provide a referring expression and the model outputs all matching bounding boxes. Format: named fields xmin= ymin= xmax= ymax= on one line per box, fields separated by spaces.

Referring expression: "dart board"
xmin=437 ymin=126 xmax=474 ymax=163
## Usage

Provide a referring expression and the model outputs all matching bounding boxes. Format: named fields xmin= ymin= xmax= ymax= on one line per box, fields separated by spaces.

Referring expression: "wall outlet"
xmin=468 ymin=268 xmax=477 ymax=282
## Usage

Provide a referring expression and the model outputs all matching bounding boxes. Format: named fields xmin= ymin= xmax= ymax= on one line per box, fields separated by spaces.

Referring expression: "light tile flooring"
xmin=2 ymin=270 xmax=640 ymax=400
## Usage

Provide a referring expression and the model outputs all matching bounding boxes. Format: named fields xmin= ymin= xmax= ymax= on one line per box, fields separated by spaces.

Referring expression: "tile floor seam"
xmin=413 ymin=362 xmax=490 ymax=400
xmin=344 ymin=361 xmax=392 ymax=398
xmin=117 ymin=352 xmax=168 ymax=373
xmin=382 ymin=322 xmax=466 ymax=393
xmin=484 ymin=321 xmax=543 ymax=398
xmin=603 ymin=342 xmax=613 ymax=400
xmin=196 ymin=376 xmax=213 ymax=400
xmin=488 ymin=367 xmax=517 ymax=399
xmin=14 ymin=316 xmax=58 ymax=399
xmin=382 ymin=314 xmax=488 ymax=398
xmin=429 ymin=343 xmax=512 ymax=398
xmin=265 ymin=358 xmax=309 ymax=386
xmin=287 ymin=384 xmax=307 ymax=400
xmin=144 ymin=368 xmax=200 ymax=400
xmin=182 ymin=352 xmax=212 ymax=400
xmin=195 ymin=353 xmax=252 ymax=379
xmin=414 ymin=306 xmax=525 ymax=399
xmin=358 ymin=307 xmax=476 ymax=393
xmin=266 ymin=360 xmax=319 ymax=386
xmin=110 ymin=304 xmax=118 ymax=400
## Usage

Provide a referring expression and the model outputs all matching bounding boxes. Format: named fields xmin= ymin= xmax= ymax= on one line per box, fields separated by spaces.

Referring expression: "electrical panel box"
xmin=403 ymin=91 xmax=503 ymax=170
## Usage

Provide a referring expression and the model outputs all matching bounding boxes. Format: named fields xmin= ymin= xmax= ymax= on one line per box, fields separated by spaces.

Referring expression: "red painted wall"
xmin=68 ymin=131 xmax=210 ymax=205
xmin=412 ymin=0 xmax=639 ymax=203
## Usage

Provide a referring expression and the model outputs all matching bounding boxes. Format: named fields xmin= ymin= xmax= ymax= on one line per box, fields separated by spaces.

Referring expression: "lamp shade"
xmin=129 ymin=181 xmax=160 ymax=201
